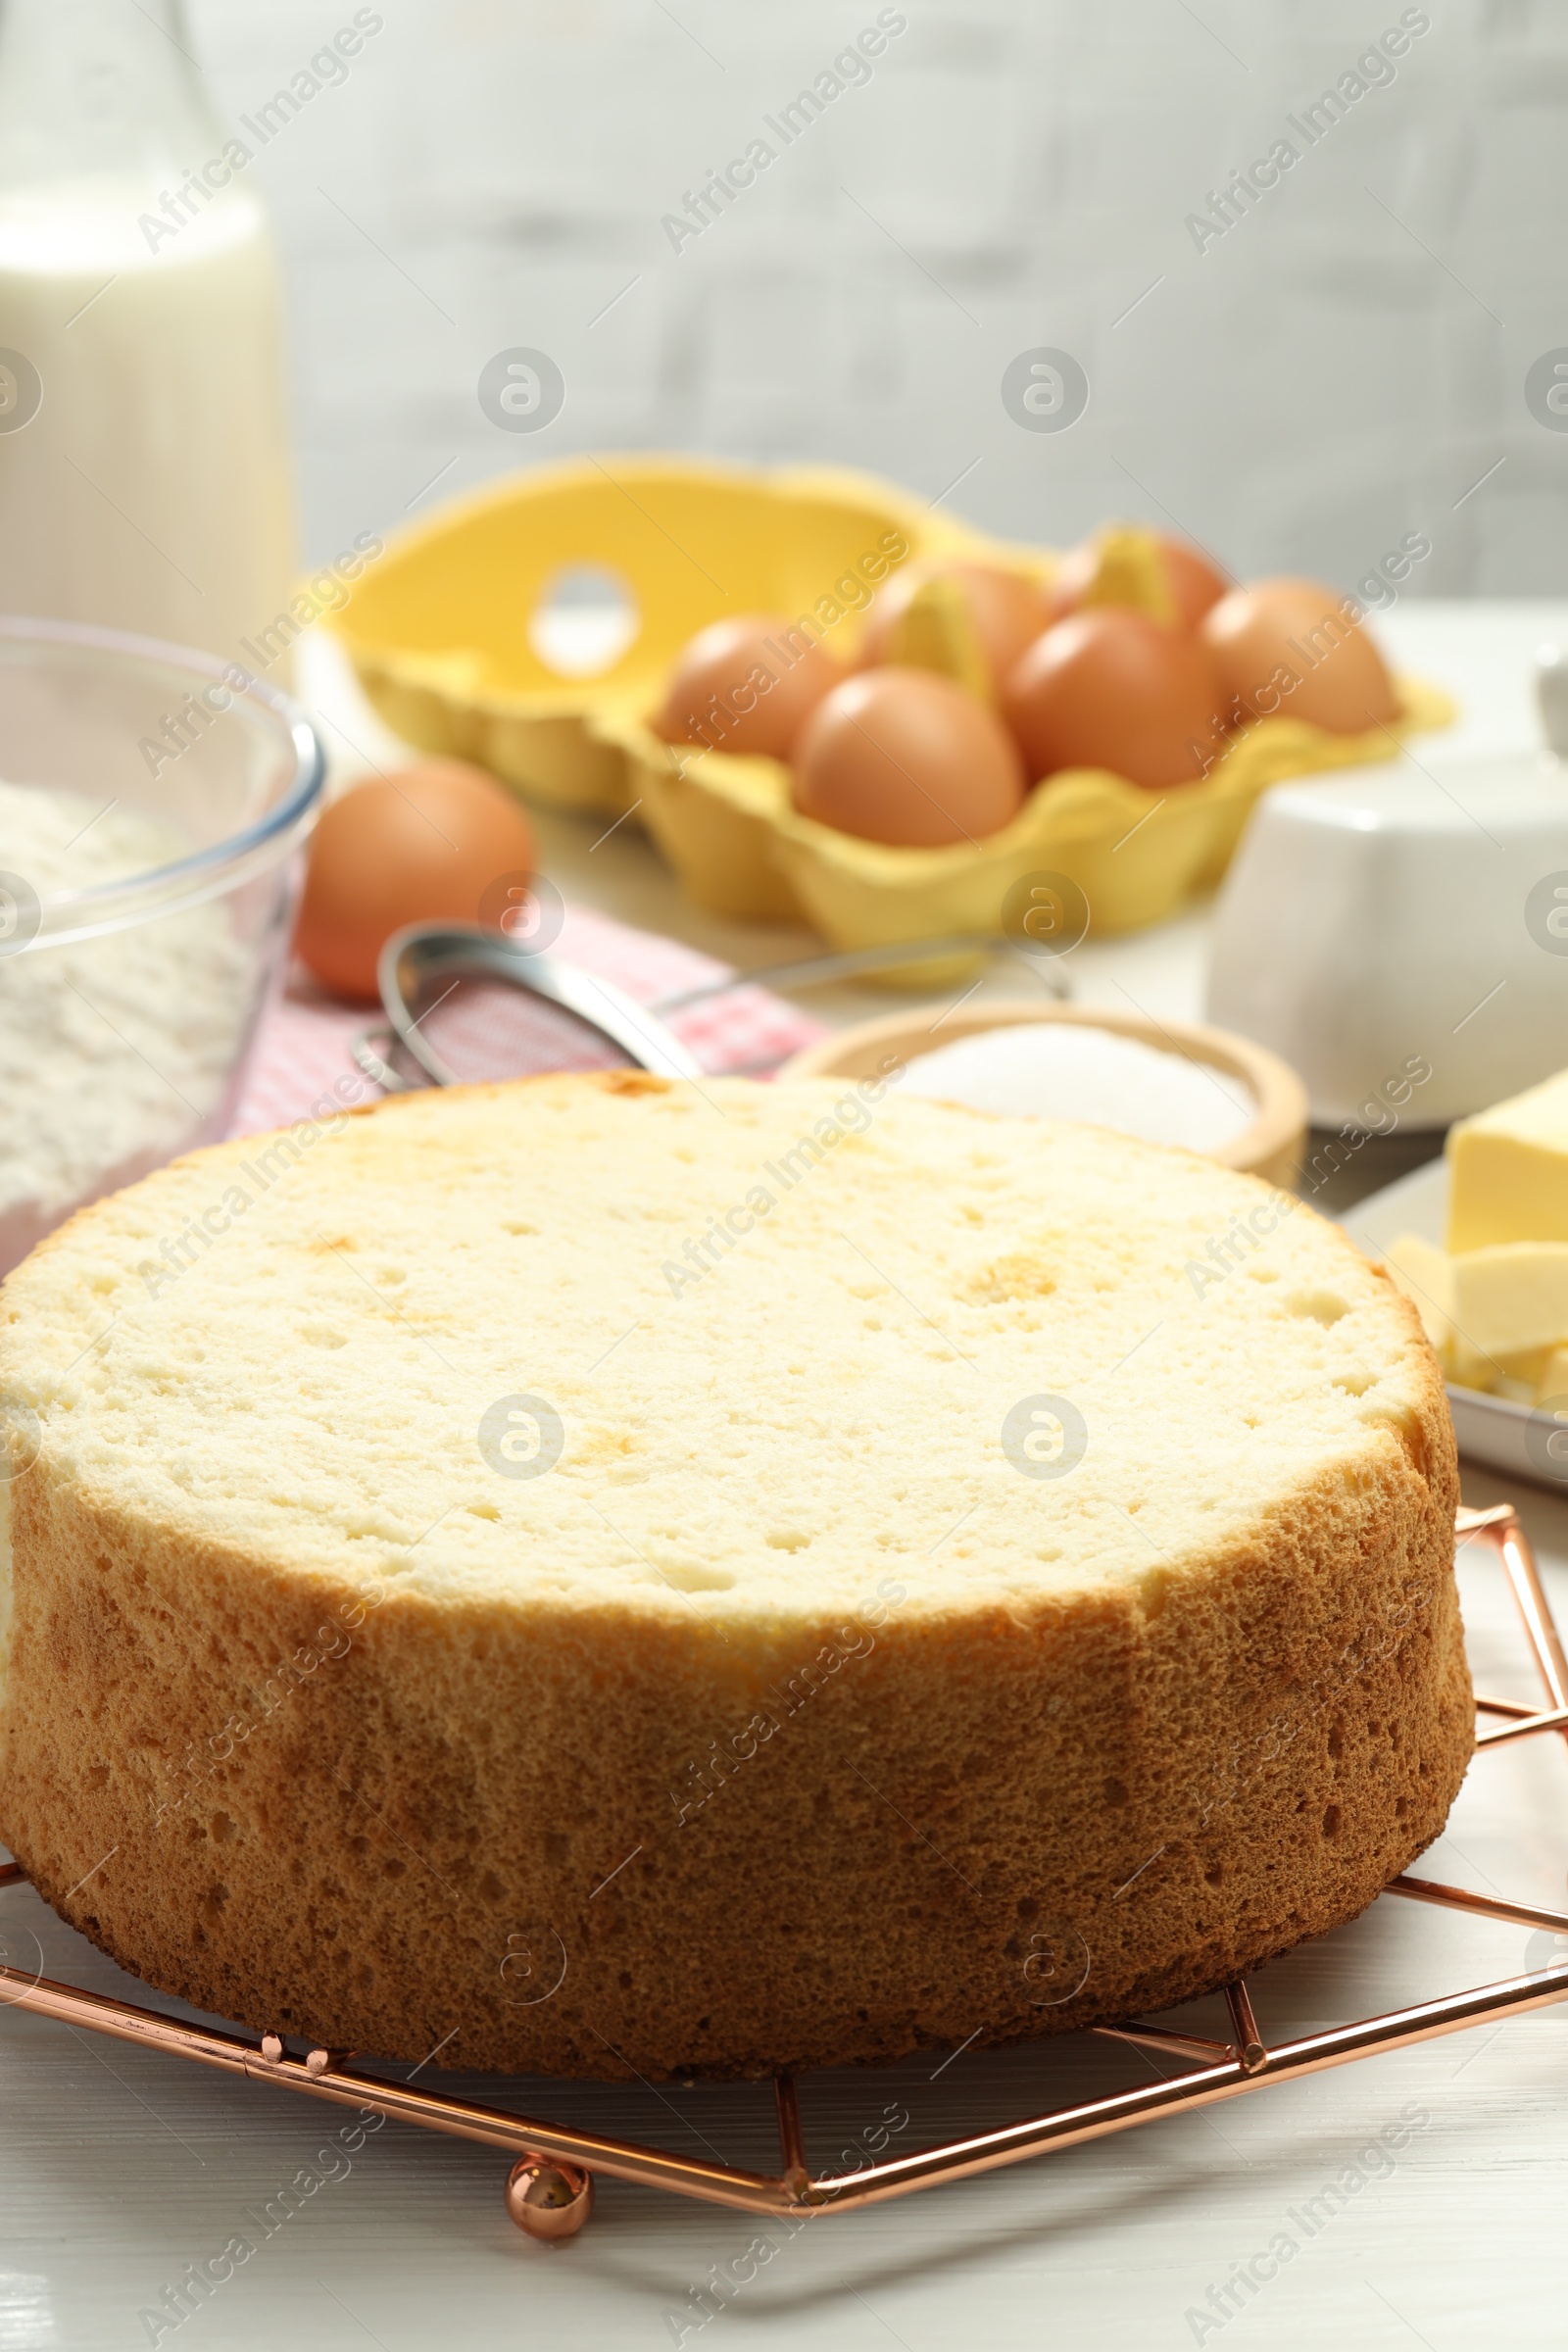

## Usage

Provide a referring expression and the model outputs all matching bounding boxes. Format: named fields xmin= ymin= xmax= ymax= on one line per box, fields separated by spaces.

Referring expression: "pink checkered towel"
xmin=228 ymin=905 xmax=830 ymax=1141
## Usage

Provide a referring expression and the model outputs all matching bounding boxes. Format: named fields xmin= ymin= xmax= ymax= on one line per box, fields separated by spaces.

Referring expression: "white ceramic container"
xmin=1205 ymin=750 xmax=1568 ymax=1126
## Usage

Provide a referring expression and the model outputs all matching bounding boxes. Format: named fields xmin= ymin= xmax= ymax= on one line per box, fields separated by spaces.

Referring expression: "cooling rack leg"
xmin=775 ymin=2074 xmax=808 ymax=2195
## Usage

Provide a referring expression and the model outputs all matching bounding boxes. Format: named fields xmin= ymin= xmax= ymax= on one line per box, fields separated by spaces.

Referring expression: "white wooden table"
xmin=6 ymin=604 xmax=1568 ymax=2351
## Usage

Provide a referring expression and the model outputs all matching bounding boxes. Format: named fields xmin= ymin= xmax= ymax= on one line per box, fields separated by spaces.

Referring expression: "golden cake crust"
xmin=0 ymin=1074 xmax=1471 ymax=2078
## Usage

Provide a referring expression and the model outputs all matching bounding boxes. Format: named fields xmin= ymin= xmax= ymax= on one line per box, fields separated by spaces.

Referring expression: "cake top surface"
xmin=0 ymin=1073 xmax=1435 ymax=1629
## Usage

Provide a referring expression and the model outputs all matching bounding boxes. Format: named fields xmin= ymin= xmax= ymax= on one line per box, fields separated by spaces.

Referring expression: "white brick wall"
xmin=189 ymin=0 xmax=1566 ymax=590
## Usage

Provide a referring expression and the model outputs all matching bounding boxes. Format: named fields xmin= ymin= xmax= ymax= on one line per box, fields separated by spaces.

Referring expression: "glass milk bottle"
xmin=0 ymin=0 xmax=295 ymax=662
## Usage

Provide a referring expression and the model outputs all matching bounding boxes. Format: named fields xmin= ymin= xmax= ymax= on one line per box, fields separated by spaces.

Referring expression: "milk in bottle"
xmin=0 ymin=1 xmax=295 ymax=662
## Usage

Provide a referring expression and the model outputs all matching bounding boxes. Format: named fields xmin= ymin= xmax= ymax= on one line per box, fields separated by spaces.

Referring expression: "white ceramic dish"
xmin=1206 ymin=748 xmax=1568 ymax=1126
xmin=1345 ymin=1154 xmax=1568 ymax=1489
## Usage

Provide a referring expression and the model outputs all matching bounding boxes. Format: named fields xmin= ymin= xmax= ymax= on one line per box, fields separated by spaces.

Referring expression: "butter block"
xmin=1473 ymin=1344 xmax=1549 ymax=1399
xmin=1382 ymin=1229 xmax=1568 ymax=1392
xmin=1447 ymin=1066 xmax=1568 ymax=1250
xmin=1451 ymin=1242 xmax=1568 ymax=1355
xmin=1383 ymin=1232 xmax=1452 ymax=1350
xmin=1496 ymin=1345 xmax=1551 ymax=1390
xmin=1449 ymin=1340 xmax=1551 ymax=1394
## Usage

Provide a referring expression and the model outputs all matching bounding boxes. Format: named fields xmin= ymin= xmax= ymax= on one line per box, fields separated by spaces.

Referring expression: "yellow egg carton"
xmin=323 ymin=454 xmax=1004 ymax=817
xmin=325 ymin=458 xmax=1454 ymax=952
xmin=609 ymin=673 xmax=1453 ymax=946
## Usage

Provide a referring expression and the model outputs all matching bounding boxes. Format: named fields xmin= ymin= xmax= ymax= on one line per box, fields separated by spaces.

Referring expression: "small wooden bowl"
xmin=781 ymin=1001 xmax=1308 ymax=1189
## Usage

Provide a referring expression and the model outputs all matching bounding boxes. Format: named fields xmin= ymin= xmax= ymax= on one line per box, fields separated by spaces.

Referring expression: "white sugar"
xmin=900 ymin=1021 xmax=1254 ymax=1152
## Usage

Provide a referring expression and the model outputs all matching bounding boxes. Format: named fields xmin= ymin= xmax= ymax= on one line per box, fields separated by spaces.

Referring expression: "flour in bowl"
xmin=0 ymin=779 xmax=251 ymax=1271
xmin=900 ymin=1021 xmax=1254 ymax=1152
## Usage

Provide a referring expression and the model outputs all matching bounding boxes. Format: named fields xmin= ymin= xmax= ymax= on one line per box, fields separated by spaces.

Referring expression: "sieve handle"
xmin=377 ymin=922 xmax=705 ymax=1088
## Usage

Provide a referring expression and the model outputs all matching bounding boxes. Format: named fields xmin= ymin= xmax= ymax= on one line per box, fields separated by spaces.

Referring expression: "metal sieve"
xmin=353 ymin=920 xmax=1059 ymax=1093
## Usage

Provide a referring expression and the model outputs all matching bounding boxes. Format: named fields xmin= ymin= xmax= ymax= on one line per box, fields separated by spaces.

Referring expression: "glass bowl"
xmin=0 ymin=616 xmax=323 ymax=1275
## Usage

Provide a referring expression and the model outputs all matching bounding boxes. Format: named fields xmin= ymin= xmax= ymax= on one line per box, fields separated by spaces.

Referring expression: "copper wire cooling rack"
xmin=3 ymin=1498 xmax=1566 ymax=2240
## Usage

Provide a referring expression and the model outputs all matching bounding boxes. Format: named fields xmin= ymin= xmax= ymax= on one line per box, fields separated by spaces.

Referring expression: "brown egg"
xmin=296 ymin=760 xmax=537 ymax=1002
xmin=1002 ymin=611 xmax=1225 ymax=790
xmin=859 ymin=561 xmax=1050 ymax=688
xmin=1201 ymin=577 xmax=1398 ymax=734
xmin=654 ymin=614 xmax=846 ymax=760
xmin=1046 ymin=530 xmax=1230 ymax=633
xmin=792 ymin=668 xmax=1026 ymax=847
